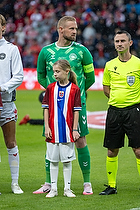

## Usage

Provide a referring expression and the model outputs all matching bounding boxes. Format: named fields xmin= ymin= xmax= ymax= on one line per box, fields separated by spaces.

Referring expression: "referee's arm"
xmin=103 ymin=85 xmax=110 ymax=98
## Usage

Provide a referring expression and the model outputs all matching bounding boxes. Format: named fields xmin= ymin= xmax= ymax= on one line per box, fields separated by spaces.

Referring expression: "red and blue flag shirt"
xmin=42 ymin=81 xmax=81 ymax=143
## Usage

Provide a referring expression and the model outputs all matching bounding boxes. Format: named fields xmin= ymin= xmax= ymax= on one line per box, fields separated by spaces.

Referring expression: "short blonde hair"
xmin=0 ymin=14 xmax=6 ymax=26
xmin=0 ymin=14 xmax=6 ymax=34
xmin=57 ymin=16 xmax=76 ymax=30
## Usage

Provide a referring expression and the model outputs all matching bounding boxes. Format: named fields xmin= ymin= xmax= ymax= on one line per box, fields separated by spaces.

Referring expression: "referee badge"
xmin=127 ymin=76 xmax=135 ymax=86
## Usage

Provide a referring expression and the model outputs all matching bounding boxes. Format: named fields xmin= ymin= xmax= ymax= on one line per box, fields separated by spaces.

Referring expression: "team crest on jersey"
xmin=127 ymin=76 xmax=135 ymax=86
xmin=69 ymin=53 xmax=77 ymax=61
xmin=59 ymin=91 xmax=64 ymax=98
xmin=0 ymin=53 xmax=6 ymax=60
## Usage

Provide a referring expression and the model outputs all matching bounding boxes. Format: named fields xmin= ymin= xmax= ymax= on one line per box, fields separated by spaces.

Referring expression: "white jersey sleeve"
xmin=0 ymin=37 xmax=24 ymax=102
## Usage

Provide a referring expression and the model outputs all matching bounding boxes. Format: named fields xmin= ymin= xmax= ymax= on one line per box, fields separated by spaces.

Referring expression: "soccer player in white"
xmin=0 ymin=14 xmax=24 ymax=194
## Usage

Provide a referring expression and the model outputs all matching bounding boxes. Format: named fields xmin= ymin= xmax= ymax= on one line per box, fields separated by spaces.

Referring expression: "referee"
xmin=99 ymin=30 xmax=140 ymax=195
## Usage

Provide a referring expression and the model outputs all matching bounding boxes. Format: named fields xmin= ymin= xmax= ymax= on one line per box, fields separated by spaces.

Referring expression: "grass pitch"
xmin=0 ymin=90 xmax=139 ymax=210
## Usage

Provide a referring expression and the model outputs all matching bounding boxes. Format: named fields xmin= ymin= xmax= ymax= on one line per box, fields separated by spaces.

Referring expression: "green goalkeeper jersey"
xmin=37 ymin=42 xmax=95 ymax=103
xmin=103 ymin=55 xmax=140 ymax=108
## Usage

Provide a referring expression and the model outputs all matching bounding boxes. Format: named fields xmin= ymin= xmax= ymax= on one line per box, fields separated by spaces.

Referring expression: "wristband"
xmin=73 ymin=129 xmax=78 ymax=131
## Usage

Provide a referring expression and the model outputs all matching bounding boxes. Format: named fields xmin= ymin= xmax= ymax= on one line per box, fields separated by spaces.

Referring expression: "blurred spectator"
xmin=26 ymin=1 xmax=38 ymax=18
xmin=14 ymin=12 xmax=25 ymax=30
xmin=125 ymin=11 xmax=138 ymax=37
xmin=136 ymin=41 xmax=140 ymax=58
xmin=22 ymin=46 xmax=35 ymax=68
xmin=94 ymin=41 xmax=108 ymax=68
xmin=65 ymin=5 xmax=76 ymax=16
xmin=76 ymin=28 xmax=83 ymax=44
xmin=135 ymin=19 xmax=140 ymax=40
xmin=30 ymin=8 xmax=43 ymax=28
xmin=5 ymin=17 xmax=16 ymax=41
xmin=82 ymin=21 xmax=96 ymax=44
xmin=29 ymin=38 xmax=41 ymax=67
xmin=5 ymin=17 xmax=16 ymax=34
xmin=25 ymin=25 xmax=38 ymax=41
xmin=45 ymin=3 xmax=55 ymax=19
xmin=15 ymin=23 xmax=26 ymax=47
xmin=94 ymin=17 xmax=107 ymax=38
xmin=0 ymin=0 xmax=15 ymax=18
xmin=106 ymin=14 xmax=118 ymax=38
xmin=12 ymin=35 xmax=23 ymax=55
xmin=125 ymin=0 xmax=140 ymax=15
xmin=51 ymin=25 xmax=59 ymax=42
xmin=55 ymin=3 xmax=65 ymax=19
xmin=114 ymin=9 xmax=126 ymax=26
xmin=23 ymin=17 xmax=32 ymax=36
xmin=81 ymin=7 xmax=98 ymax=26
xmin=2 ymin=0 xmax=140 ymax=68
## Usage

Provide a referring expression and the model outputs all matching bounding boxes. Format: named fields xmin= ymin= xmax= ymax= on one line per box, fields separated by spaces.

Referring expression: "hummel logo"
xmin=82 ymin=120 xmax=86 ymax=124
xmin=51 ymin=55 xmax=55 ymax=59
xmin=82 ymin=115 xmax=86 ymax=124
xmin=83 ymin=161 xmax=88 ymax=167
xmin=114 ymin=66 xmax=117 ymax=71
xmin=46 ymin=163 xmax=49 ymax=168
xmin=82 ymin=115 xmax=86 ymax=120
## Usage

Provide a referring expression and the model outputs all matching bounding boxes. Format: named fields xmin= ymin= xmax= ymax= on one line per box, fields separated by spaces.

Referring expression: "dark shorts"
xmin=104 ymin=104 xmax=140 ymax=149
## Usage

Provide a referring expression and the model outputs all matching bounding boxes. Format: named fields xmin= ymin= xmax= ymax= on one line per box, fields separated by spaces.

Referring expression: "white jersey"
xmin=0 ymin=37 xmax=23 ymax=102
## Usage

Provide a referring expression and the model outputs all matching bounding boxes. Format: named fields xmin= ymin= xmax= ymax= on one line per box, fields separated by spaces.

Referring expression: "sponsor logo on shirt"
xmin=69 ymin=53 xmax=77 ymax=61
xmin=0 ymin=53 xmax=6 ymax=60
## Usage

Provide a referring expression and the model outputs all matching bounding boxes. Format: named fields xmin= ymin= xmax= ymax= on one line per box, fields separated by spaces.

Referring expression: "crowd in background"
xmin=1 ymin=0 xmax=140 ymax=68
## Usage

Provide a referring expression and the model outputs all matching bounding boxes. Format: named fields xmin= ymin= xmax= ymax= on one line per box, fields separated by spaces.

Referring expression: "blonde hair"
xmin=57 ymin=16 xmax=76 ymax=30
xmin=53 ymin=59 xmax=77 ymax=85
xmin=0 ymin=14 xmax=6 ymax=34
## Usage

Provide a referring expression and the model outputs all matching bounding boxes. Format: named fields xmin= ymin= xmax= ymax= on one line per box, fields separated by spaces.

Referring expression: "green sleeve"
xmin=37 ymin=71 xmax=47 ymax=89
xmin=85 ymin=71 xmax=95 ymax=91
xmin=37 ymin=48 xmax=47 ymax=89
xmin=82 ymin=46 xmax=95 ymax=90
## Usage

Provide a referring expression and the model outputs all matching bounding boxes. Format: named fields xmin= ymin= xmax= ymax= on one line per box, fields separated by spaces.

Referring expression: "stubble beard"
xmin=63 ymin=34 xmax=76 ymax=42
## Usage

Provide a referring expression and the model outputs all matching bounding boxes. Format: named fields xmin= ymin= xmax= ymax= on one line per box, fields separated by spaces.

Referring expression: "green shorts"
xmin=42 ymin=103 xmax=89 ymax=138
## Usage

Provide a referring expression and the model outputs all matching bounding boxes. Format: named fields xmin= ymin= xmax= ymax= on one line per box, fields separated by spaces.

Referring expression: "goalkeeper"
xmin=33 ymin=16 xmax=95 ymax=195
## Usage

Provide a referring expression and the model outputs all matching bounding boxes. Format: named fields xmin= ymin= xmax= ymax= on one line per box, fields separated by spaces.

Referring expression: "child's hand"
xmin=72 ymin=130 xmax=80 ymax=142
xmin=45 ymin=127 xmax=52 ymax=139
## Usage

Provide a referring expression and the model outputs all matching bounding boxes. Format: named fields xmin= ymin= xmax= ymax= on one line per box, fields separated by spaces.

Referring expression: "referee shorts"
xmin=104 ymin=104 xmax=140 ymax=149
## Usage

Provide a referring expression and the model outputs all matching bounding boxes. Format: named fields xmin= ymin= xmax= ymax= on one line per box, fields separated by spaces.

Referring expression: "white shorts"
xmin=0 ymin=102 xmax=17 ymax=127
xmin=46 ymin=142 xmax=76 ymax=163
